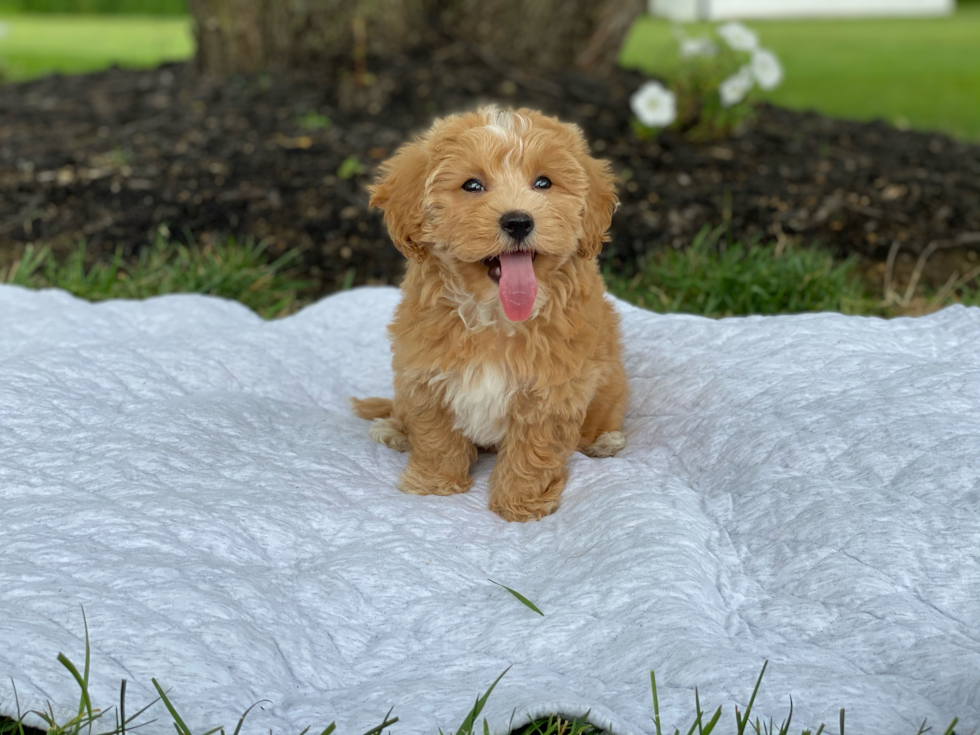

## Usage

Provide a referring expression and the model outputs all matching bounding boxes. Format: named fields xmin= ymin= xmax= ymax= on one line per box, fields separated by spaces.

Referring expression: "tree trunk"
xmin=188 ymin=0 xmax=644 ymax=76
xmin=439 ymin=0 xmax=645 ymax=75
xmin=188 ymin=0 xmax=430 ymax=75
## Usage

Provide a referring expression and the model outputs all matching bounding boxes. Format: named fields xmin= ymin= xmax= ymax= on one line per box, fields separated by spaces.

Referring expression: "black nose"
xmin=500 ymin=211 xmax=534 ymax=242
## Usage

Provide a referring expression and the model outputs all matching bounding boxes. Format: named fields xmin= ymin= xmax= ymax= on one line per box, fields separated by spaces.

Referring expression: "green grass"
xmin=0 ymin=238 xmax=313 ymax=319
xmin=0 ymin=615 xmax=964 ymax=735
xmin=605 ymin=227 xmax=869 ymax=317
xmin=620 ymin=4 xmax=980 ymax=141
xmin=4 ymin=230 xmax=979 ymax=320
xmin=0 ymin=13 xmax=192 ymax=80
xmin=0 ymin=0 xmax=185 ymax=13
xmin=606 ymin=226 xmax=980 ymax=318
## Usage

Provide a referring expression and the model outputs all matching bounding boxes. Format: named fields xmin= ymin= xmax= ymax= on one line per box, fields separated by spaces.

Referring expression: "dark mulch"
xmin=2 ymin=44 xmax=979 ymax=295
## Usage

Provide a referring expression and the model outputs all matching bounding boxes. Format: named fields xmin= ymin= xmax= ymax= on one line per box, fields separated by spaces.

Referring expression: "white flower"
xmin=717 ymin=21 xmax=759 ymax=52
xmin=719 ymin=65 xmax=754 ymax=107
xmin=630 ymin=81 xmax=677 ymax=128
xmin=750 ymin=48 xmax=783 ymax=90
xmin=680 ymin=36 xmax=718 ymax=58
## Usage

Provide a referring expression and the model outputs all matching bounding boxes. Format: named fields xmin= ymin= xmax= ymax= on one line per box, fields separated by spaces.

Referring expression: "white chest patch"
xmin=435 ymin=367 xmax=516 ymax=448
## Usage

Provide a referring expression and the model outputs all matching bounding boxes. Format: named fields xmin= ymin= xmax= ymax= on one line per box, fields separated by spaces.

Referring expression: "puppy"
xmin=353 ymin=106 xmax=628 ymax=522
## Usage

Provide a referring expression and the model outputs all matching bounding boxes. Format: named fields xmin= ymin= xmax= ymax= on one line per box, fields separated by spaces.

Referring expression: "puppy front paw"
xmin=399 ymin=460 xmax=473 ymax=497
xmin=489 ymin=497 xmax=559 ymax=523
xmin=488 ymin=473 xmax=565 ymax=522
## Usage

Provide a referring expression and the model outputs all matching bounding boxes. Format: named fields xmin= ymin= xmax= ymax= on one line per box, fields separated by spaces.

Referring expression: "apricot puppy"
xmin=353 ymin=106 xmax=628 ymax=522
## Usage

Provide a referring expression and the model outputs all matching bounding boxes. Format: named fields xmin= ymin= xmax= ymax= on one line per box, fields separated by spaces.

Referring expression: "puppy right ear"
xmin=369 ymin=140 xmax=429 ymax=263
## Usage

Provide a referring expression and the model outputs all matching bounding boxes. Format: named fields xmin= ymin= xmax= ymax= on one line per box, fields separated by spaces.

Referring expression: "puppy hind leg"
xmin=351 ymin=396 xmax=393 ymax=420
xmin=579 ymin=363 xmax=628 ymax=458
xmin=352 ymin=397 xmax=411 ymax=452
xmin=369 ymin=416 xmax=411 ymax=453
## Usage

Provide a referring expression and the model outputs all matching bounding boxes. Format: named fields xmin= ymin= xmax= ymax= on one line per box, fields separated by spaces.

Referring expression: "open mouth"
xmin=482 ymin=248 xmax=538 ymax=322
xmin=483 ymin=248 xmax=537 ymax=284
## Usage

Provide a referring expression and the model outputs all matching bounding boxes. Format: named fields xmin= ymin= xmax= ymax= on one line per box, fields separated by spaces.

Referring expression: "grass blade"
xmin=488 ymin=580 xmax=544 ymax=616
xmin=684 ymin=687 xmax=703 ymax=735
xmin=701 ymin=706 xmax=722 ymax=735
xmin=455 ymin=668 xmax=509 ymax=735
xmin=151 ymin=679 xmax=192 ymax=735
xmin=231 ymin=700 xmax=271 ymax=735
xmin=778 ymin=695 xmax=792 ymax=735
xmin=81 ymin=609 xmax=92 ymax=717
xmin=341 ymin=267 xmax=356 ymax=291
xmin=360 ymin=707 xmax=397 ymax=735
xmin=651 ymin=670 xmax=663 ymax=735
xmin=736 ymin=661 xmax=768 ymax=735
xmin=120 ymin=679 xmax=127 ymax=735
xmin=56 ymin=654 xmax=94 ymax=724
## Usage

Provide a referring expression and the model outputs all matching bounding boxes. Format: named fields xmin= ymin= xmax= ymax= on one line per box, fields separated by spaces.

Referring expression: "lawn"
xmin=0 ymin=13 xmax=192 ymax=80
xmin=620 ymin=3 xmax=980 ymax=141
xmin=4 ymin=233 xmax=978 ymax=319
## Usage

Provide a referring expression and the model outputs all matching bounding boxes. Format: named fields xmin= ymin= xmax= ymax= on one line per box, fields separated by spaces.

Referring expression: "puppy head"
xmin=369 ymin=106 xmax=618 ymax=322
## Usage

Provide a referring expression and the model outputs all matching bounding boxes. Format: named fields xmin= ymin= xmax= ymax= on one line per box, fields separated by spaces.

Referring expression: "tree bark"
xmin=439 ymin=0 xmax=645 ymax=75
xmin=188 ymin=0 xmax=644 ymax=76
xmin=188 ymin=0 xmax=430 ymax=75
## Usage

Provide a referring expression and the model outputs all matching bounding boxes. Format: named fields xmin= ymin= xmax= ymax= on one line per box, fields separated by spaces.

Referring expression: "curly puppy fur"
xmin=353 ymin=106 xmax=628 ymax=522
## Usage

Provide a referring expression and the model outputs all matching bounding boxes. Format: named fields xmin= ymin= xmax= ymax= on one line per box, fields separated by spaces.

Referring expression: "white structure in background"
xmin=650 ymin=0 xmax=954 ymax=20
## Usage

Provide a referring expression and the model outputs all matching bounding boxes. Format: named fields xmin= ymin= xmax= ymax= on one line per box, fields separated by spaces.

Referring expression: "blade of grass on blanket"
xmin=488 ymin=579 xmax=544 ymax=616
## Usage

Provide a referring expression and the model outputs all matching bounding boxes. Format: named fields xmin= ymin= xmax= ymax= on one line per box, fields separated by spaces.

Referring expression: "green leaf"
xmin=651 ymin=670 xmax=663 ymax=735
xmin=776 ymin=696 xmax=792 ymax=735
xmin=56 ymin=654 xmax=93 ymax=725
xmin=488 ymin=579 xmax=544 ymax=616
xmin=454 ymin=668 xmax=509 ymax=735
xmin=701 ymin=706 xmax=722 ymax=735
xmin=359 ymin=707 xmax=397 ymax=735
xmin=152 ymin=679 xmax=193 ymax=735
xmin=735 ymin=661 xmax=767 ymax=735
xmin=231 ymin=700 xmax=270 ymax=735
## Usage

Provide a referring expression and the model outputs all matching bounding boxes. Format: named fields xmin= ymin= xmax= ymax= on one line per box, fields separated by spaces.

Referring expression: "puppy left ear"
xmin=578 ymin=155 xmax=619 ymax=259
xmin=369 ymin=139 xmax=430 ymax=263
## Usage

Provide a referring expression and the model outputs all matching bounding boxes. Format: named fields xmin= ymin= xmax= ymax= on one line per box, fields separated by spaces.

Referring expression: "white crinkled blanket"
xmin=1 ymin=285 xmax=979 ymax=735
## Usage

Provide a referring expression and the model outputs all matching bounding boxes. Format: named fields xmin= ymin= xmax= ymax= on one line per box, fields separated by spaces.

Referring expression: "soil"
xmin=1 ymin=43 xmax=979 ymax=297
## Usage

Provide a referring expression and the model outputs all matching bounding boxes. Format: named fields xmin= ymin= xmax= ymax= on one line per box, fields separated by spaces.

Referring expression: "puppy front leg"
xmin=488 ymin=398 xmax=584 ymax=522
xmin=398 ymin=387 xmax=477 ymax=497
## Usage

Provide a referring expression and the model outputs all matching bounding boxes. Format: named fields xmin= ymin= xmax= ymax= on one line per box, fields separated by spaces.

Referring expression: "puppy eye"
xmin=533 ymin=176 xmax=552 ymax=190
xmin=462 ymin=179 xmax=485 ymax=192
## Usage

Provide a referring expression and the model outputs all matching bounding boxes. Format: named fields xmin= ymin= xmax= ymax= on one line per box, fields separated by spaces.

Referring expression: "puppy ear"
xmin=578 ymin=152 xmax=619 ymax=260
xmin=369 ymin=140 xmax=429 ymax=263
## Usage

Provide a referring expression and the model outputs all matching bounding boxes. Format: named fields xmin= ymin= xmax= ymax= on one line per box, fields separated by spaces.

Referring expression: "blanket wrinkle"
xmin=2 ymin=287 xmax=979 ymax=735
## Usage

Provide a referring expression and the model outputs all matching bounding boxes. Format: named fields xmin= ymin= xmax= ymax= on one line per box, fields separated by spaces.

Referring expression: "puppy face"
xmin=370 ymin=107 xmax=618 ymax=322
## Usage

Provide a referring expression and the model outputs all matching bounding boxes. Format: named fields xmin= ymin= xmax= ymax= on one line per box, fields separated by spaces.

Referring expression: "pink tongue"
xmin=497 ymin=251 xmax=538 ymax=322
